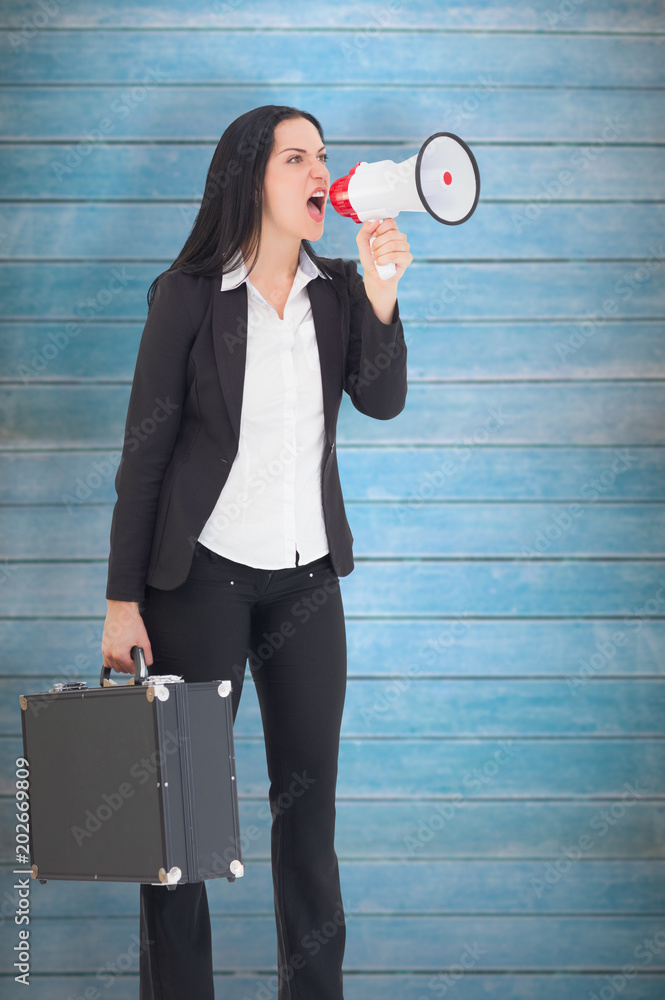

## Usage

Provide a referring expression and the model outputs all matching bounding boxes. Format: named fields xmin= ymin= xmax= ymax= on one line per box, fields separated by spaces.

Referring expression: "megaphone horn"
xmin=329 ymin=132 xmax=480 ymax=280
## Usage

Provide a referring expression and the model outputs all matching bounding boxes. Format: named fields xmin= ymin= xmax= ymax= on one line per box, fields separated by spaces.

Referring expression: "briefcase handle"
xmin=99 ymin=645 xmax=148 ymax=688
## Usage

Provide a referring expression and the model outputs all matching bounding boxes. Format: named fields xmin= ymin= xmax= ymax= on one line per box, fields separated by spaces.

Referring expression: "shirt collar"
xmin=220 ymin=244 xmax=328 ymax=291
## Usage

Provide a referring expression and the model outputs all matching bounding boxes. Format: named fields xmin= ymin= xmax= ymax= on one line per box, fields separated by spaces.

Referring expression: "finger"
xmin=372 ymin=237 xmax=408 ymax=261
xmin=113 ymin=653 xmax=137 ymax=674
xmin=357 ymin=219 xmax=381 ymax=240
xmin=371 ymin=229 xmax=406 ymax=253
xmin=358 ymin=218 xmax=395 ymax=240
xmin=374 ymin=250 xmax=412 ymax=273
xmin=372 ymin=219 xmax=398 ymax=244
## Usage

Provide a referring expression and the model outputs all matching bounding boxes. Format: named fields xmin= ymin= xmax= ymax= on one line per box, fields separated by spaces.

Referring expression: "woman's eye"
xmin=288 ymin=154 xmax=328 ymax=162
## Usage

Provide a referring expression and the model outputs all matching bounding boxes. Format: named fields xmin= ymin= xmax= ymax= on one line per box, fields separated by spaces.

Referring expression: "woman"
xmin=102 ymin=104 xmax=412 ymax=1000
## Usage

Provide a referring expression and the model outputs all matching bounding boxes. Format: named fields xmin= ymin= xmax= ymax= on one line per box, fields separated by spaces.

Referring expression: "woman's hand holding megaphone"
xmin=357 ymin=218 xmax=413 ymax=325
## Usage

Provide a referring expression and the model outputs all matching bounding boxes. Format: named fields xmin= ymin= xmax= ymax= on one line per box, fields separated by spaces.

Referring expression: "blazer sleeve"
xmin=343 ymin=257 xmax=408 ymax=420
xmin=105 ymin=270 xmax=197 ymax=602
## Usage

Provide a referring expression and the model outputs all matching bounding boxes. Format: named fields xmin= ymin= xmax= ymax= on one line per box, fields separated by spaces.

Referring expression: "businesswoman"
xmin=102 ymin=104 xmax=411 ymax=1000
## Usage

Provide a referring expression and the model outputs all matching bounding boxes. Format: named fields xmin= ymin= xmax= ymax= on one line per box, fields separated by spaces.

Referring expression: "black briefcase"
xmin=19 ymin=646 xmax=243 ymax=888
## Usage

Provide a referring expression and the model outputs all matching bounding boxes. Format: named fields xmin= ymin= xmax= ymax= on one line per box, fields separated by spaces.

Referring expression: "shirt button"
xmin=330 ymin=442 xmax=335 ymax=453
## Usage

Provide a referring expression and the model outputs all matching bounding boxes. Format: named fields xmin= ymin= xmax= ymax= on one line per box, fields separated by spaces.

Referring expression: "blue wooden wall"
xmin=1 ymin=1 xmax=664 ymax=997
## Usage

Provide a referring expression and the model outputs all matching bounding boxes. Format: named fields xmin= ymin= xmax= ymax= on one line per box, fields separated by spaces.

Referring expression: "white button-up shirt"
xmin=197 ymin=245 xmax=331 ymax=569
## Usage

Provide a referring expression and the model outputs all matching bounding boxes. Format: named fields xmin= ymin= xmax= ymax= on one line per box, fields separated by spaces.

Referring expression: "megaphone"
xmin=329 ymin=132 xmax=480 ymax=280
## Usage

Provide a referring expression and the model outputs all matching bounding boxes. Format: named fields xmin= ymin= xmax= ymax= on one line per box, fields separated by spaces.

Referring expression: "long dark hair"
xmin=147 ymin=105 xmax=342 ymax=309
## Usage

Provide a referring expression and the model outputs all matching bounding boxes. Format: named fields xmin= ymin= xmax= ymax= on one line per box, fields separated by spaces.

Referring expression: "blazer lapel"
xmin=212 ymin=281 xmax=248 ymax=446
xmin=211 ymin=272 xmax=343 ymax=449
xmin=307 ymin=275 xmax=344 ymax=442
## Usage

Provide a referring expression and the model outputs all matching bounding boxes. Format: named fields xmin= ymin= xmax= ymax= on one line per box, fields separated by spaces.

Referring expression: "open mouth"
xmin=306 ymin=194 xmax=326 ymax=222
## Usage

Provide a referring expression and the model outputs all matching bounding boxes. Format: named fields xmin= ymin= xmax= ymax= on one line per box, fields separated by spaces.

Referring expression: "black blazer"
xmin=106 ymin=255 xmax=407 ymax=602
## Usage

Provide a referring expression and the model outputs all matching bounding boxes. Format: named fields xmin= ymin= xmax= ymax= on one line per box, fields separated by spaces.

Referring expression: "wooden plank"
xmin=3 ymin=321 xmax=665 ymax=383
xmin=399 ymin=324 xmax=665 ymax=381
xmin=3 ymin=203 xmax=665 ymax=261
xmin=347 ymin=502 xmax=665 ymax=556
xmin=5 ymin=677 xmax=665 ymax=736
xmin=0 ymin=87 xmax=661 ymax=142
xmin=1 ymin=145 xmax=662 ymax=201
xmin=2 ymin=617 xmax=663 ymax=679
xmin=1 ymin=0 xmax=664 ymax=31
xmin=2 ymin=913 xmax=664 ymax=973
xmin=0 ymin=974 xmax=663 ymax=1000
xmin=3 ymin=859 xmax=664 ymax=916
xmin=3 ymin=32 xmax=664 ymax=86
xmin=3 ymin=797 xmax=663 ymax=861
xmin=2 ymin=382 xmax=664 ymax=448
xmin=2 ymin=733 xmax=664 ymax=797
xmin=337 ymin=446 xmax=665 ymax=498
xmin=337 ymin=384 xmax=665 ymax=445
xmin=0 ymin=972 xmax=663 ymax=1000
xmin=2 ymin=262 xmax=663 ymax=321
xmin=1 ymin=560 xmax=664 ymax=616
xmin=1 ymin=501 xmax=663 ymax=558
xmin=1 ymin=447 xmax=664 ymax=503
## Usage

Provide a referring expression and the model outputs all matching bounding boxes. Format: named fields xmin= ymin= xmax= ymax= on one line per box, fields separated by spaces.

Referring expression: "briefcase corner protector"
xmin=158 ymin=866 xmax=183 ymax=885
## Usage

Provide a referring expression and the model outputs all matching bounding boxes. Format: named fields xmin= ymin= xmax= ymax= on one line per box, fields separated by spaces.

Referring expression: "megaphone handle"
xmin=369 ymin=218 xmax=397 ymax=281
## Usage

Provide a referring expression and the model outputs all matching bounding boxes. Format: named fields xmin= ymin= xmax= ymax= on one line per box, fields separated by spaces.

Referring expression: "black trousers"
xmin=137 ymin=542 xmax=347 ymax=1000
